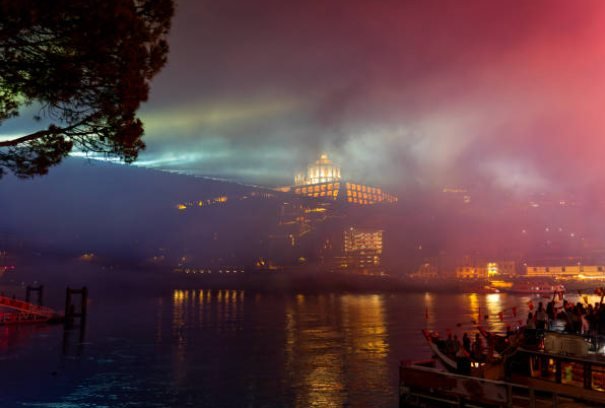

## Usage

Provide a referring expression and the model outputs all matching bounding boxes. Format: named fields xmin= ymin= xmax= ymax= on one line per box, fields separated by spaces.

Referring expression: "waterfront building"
xmin=492 ymin=261 xmax=517 ymax=277
xmin=455 ymin=265 xmax=488 ymax=279
xmin=525 ymin=264 xmax=605 ymax=280
xmin=456 ymin=261 xmax=516 ymax=280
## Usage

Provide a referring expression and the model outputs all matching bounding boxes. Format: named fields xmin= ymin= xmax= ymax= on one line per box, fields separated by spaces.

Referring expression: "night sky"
xmin=5 ymin=0 xmax=605 ymax=193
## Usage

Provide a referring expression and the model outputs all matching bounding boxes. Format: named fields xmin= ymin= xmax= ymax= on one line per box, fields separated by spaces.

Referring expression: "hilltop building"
xmin=287 ymin=154 xmax=398 ymax=205
xmin=173 ymin=153 xmax=398 ymax=276
xmin=294 ymin=153 xmax=341 ymax=186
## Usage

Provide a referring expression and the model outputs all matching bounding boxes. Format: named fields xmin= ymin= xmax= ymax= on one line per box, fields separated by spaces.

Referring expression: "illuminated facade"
xmin=292 ymin=181 xmax=398 ymax=205
xmin=295 ymin=154 xmax=341 ymax=186
xmin=176 ymin=195 xmax=230 ymax=210
xmin=292 ymin=154 xmax=398 ymax=205
xmin=492 ymin=261 xmax=516 ymax=277
xmin=456 ymin=261 xmax=516 ymax=280
xmin=526 ymin=265 xmax=605 ymax=280
xmin=343 ymin=228 xmax=383 ymax=274
xmin=341 ymin=182 xmax=397 ymax=205
xmin=175 ymin=191 xmax=277 ymax=211
xmin=456 ymin=265 xmax=488 ymax=279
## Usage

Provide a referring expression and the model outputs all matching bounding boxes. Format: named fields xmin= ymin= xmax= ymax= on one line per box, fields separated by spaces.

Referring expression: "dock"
xmin=0 ymin=285 xmax=88 ymax=325
xmin=0 ymin=294 xmax=59 ymax=324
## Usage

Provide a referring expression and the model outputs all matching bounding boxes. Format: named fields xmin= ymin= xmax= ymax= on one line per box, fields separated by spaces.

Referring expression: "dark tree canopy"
xmin=0 ymin=0 xmax=174 ymax=178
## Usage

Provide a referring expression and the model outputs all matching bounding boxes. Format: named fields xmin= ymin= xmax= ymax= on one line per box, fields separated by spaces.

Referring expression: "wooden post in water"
xmin=64 ymin=286 xmax=88 ymax=329
xmin=62 ymin=287 xmax=88 ymax=356
xmin=25 ymin=284 xmax=44 ymax=306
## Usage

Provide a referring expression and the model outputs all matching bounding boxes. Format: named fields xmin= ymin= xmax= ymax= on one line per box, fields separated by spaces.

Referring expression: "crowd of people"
xmin=526 ymin=299 xmax=601 ymax=335
xmin=433 ymin=296 xmax=605 ymax=372
xmin=443 ymin=332 xmax=485 ymax=361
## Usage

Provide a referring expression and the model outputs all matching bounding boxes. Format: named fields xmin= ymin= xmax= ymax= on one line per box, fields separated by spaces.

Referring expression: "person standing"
xmin=535 ymin=302 xmax=548 ymax=330
xmin=471 ymin=333 xmax=484 ymax=361
xmin=462 ymin=333 xmax=471 ymax=354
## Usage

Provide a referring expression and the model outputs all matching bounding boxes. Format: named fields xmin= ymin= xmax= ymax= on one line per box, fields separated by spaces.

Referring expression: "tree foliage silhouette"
xmin=0 ymin=0 xmax=174 ymax=178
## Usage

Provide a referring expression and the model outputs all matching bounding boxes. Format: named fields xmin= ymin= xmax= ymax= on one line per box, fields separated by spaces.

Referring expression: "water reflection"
xmin=167 ymin=290 xmax=392 ymax=407
xmin=486 ymin=293 xmax=505 ymax=332
xmin=0 ymin=325 xmax=51 ymax=352
xmin=467 ymin=292 xmax=479 ymax=322
xmin=172 ymin=289 xmax=246 ymax=333
xmin=284 ymin=294 xmax=390 ymax=407
xmin=424 ymin=292 xmax=435 ymax=327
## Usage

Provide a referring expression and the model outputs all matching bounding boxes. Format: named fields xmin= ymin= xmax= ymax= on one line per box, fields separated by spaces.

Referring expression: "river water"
xmin=0 ymin=287 xmax=582 ymax=407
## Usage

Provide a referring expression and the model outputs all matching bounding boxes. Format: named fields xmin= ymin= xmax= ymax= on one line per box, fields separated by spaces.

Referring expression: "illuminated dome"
xmin=295 ymin=154 xmax=341 ymax=186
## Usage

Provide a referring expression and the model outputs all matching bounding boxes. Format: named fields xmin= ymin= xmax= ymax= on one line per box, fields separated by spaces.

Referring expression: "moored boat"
xmin=422 ymin=328 xmax=507 ymax=380
xmin=502 ymin=282 xmax=565 ymax=295
xmin=407 ymin=328 xmax=605 ymax=406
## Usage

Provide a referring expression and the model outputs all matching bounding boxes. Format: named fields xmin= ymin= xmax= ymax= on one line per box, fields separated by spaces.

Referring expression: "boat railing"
xmin=587 ymin=334 xmax=605 ymax=353
xmin=400 ymin=360 xmax=605 ymax=407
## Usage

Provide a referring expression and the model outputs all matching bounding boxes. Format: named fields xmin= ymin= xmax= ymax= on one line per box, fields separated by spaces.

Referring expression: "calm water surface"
xmin=0 ymin=287 xmax=555 ymax=407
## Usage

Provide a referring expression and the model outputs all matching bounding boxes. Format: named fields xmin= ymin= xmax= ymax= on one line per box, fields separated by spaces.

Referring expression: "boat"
xmin=421 ymin=329 xmax=466 ymax=373
xmin=422 ymin=329 xmax=508 ymax=380
xmin=406 ymin=328 xmax=605 ymax=406
xmin=502 ymin=281 xmax=565 ymax=295
xmin=477 ymin=325 xmax=522 ymax=354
